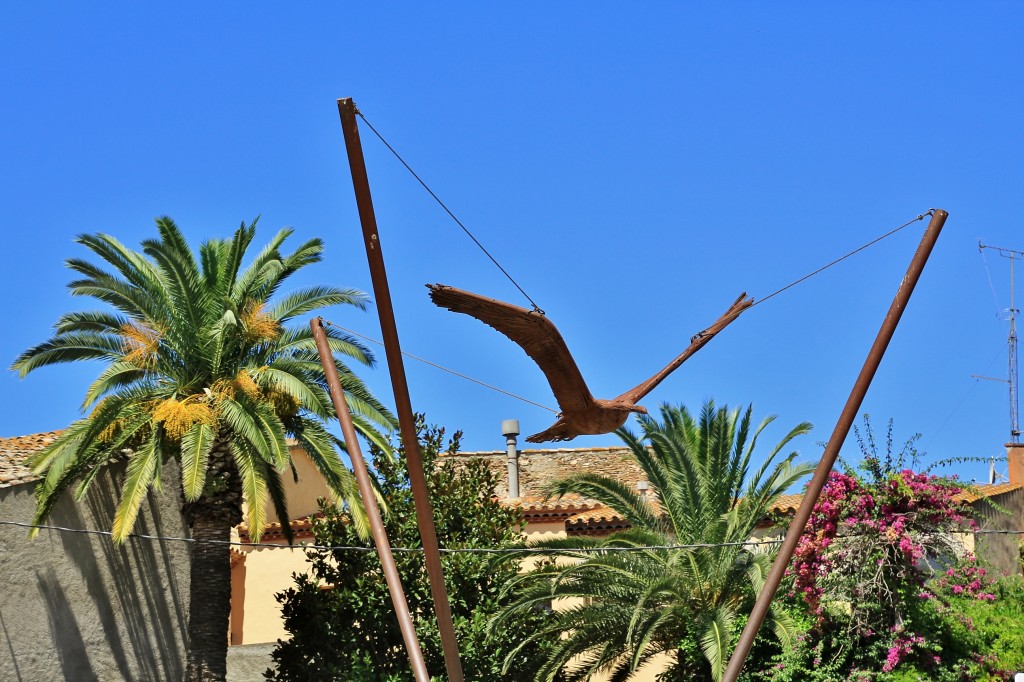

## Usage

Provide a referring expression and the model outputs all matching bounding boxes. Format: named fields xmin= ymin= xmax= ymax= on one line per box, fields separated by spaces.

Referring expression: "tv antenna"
xmin=977 ymin=242 xmax=1021 ymax=444
xmin=989 ymin=455 xmax=1008 ymax=484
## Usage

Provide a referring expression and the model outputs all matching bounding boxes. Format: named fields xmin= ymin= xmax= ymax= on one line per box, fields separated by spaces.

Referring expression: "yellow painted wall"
xmin=268 ymin=443 xmax=334 ymax=523
xmin=231 ymin=445 xmax=334 ymax=646
xmin=231 ymin=541 xmax=311 ymax=645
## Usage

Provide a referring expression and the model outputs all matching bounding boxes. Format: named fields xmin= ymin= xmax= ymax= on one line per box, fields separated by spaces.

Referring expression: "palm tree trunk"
xmin=183 ymin=438 xmax=243 ymax=682
xmin=184 ymin=511 xmax=232 ymax=681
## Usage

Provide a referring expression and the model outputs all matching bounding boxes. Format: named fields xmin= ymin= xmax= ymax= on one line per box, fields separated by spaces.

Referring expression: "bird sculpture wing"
xmin=614 ymin=292 xmax=754 ymax=405
xmin=427 ymin=284 xmax=595 ymax=414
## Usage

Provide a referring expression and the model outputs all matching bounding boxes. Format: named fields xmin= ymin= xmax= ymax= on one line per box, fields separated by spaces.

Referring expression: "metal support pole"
xmin=310 ymin=318 xmax=429 ymax=682
xmin=336 ymin=97 xmax=465 ymax=682
xmin=723 ymin=209 xmax=948 ymax=682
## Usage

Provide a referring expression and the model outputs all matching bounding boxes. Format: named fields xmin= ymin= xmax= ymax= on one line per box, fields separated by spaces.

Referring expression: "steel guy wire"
xmin=355 ymin=109 xmax=544 ymax=314
xmin=3 ymin=519 xmax=1023 ymax=554
xmin=360 ymin=104 xmax=932 ymax=317
xmin=0 ymin=519 xmax=783 ymax=553
xmin=979 ymin=243 xmax=1004 ymax=317
xmin=750 ymin=210 xmax=935 ymax=309
xmin=320 ymin=210 xmax=938 ymax=414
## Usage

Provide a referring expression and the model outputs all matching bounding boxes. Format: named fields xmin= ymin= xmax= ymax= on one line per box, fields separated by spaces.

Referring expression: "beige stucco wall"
xmin=0 ymin=460 xmax=190 ymax=681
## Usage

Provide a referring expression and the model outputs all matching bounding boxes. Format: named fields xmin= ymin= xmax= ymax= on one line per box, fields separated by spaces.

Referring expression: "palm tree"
xmin=493 ymin=400 xmax=812 ymax=682
xmin=10 ymin=218 xmax=395 ymax=681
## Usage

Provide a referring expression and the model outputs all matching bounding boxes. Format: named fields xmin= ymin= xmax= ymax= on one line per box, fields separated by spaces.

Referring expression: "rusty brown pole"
xmin=310 ymin=318 xmax=430 ymax=682
xmin=336 ymin=97 xmax=465 ymax=682
xmin=722 ymin=209 xmax=948 ymax=682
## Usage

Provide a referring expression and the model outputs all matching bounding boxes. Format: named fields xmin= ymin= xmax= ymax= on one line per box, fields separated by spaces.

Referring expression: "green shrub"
xmin=265 ymin=417 xmax=552 ymax=681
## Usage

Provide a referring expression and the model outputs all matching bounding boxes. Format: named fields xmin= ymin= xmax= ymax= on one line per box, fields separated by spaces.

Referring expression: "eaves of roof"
xmin=236 ymin=513 xmax=324 ymax=544
xmin=0 ymin=431 xmax=61 ymax=488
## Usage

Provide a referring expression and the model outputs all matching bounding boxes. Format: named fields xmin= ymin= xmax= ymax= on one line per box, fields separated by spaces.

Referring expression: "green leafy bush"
xmin=265 ymin=417 xmax=551 ymax=681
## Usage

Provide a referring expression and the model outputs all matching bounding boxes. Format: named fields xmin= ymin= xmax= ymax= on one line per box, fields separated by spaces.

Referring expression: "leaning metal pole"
xmin=337 ymin=97 xmax=465 ymax=681
xmin=723 ymin=209 xmax=948 ymax=682
xmin=310 ymin=318 xmax=430 ymax=682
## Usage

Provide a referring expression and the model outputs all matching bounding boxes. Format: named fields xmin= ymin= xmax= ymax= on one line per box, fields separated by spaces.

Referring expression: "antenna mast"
xmin=979 ymin=242 xmax=1022 ymax=443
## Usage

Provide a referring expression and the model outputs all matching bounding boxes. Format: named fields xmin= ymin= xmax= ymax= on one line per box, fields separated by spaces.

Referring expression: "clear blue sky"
xmin=2 ymin=5 xmax=1021 ymax=482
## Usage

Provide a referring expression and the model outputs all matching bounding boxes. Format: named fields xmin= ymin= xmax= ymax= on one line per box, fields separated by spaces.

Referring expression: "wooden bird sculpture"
xmin=427 ymin=283 xmax=753 ymax=443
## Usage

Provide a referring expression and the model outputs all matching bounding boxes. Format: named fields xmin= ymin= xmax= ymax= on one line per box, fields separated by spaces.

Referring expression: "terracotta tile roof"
xmin=521 ymin=484 xmax=1024 ymax=535
xmin=769 ymin=493 xmax=804 ymax=515
xmin=0 ymin=431 xmax=61 ymax=488
xmin=509 ymin=493 xmax=607 ymax=520
xmin=564 ymin=505 xmax=632 ymax=535
xmin=565 ymin=504 xmax=623 ymax=525
xmin=954 ymin=482 xmax=1023 ymax=503
xmin=236 ymin=512 xmax=324 ymax=544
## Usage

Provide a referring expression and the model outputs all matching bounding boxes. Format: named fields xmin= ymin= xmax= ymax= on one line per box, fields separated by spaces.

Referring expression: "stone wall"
xmin=0 ymin=460 xmax=190 ymax=681
xmin=445 ymin=446 xmax=648 ymax=499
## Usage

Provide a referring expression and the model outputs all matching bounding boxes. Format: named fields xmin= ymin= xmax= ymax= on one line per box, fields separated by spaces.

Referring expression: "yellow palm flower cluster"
xmin=119 ymin=322 xmax=163 ymax=369
xmin=153 ymin=397 xmax=215 ymax=440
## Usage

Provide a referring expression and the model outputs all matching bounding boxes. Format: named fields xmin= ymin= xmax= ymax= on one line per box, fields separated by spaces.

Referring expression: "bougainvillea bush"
xmin=762 ymin=418 xmax=1022 ymax=681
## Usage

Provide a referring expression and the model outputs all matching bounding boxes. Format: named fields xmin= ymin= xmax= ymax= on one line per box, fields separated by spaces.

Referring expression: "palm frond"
xmin=232 ymin=438 xmax=269 ymax=541
xmin=218 ymin=397 xmax=272 ymax=457
xmin=260 ymin=457 xmax=293 ymax=544
xmin=219 ymin=220 xmax=257 ymax=299
xmin=53 ymin=310 xmax=129 ymax=334
xmin=544 ymin=473 xmax=659 ymax=530
xmin=111 ymin=433 xmax=162 ymax=543
xmin=699 ymin=605 xmax=737 ymax=682
xmin=11 ymin=332 xmax=124 ymax=377
xmin=81 ymin=361 xmax=150 ymax=409
xmin=495 ymin=399 xmax=814 ymax=681
xmin=231 ymin=226 xmax=291 ymax=301
xmin=180 ymin=422 xmax=215 ymax=501
xmin=268 ymin=286 xmax=369 ymax=324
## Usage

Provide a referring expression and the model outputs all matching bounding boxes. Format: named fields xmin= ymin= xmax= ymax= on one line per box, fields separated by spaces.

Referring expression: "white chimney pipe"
xmin=502 ymin=419 xmax=520 ymax=499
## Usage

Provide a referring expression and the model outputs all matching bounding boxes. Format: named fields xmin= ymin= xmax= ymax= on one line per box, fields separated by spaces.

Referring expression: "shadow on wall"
xmin=52 ymin=468 xmax=188 ymax=681
xmin=0 ymin=609 xmax=24 ymax=682
xmin=37 ymin=567 xmax=99 ymax=682
xmin=0 ymin=460 xmax=190 ymax=681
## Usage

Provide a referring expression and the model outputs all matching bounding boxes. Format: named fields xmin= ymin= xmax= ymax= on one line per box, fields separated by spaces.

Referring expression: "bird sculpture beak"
xmin=631 ymin=405 xmax=649 ymax=415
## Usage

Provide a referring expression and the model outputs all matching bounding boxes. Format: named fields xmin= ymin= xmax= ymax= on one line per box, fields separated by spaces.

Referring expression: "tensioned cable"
xmin=4 ymin=519 xmax=1021 ymax=553
xmin=750 ymin=210 xmax=935 ymax=309
xmin=923 ymin=344 xmax=1004 ymax=453
xmin=317 ymin=212 xmax=937 ymax=411
xmin=979 ymin=244 xmax=1003 ymax=316
xmin=356 ymin=112 xmax=933 ymax=317
xmin=321 ymin=318 xmax=558 ymax=414
xmin=0 ymin=519 xmax=780 ymax=553
xmin=355 ymin=110 xmax=544 ymax=314
xmin=355 ymin=112 xmax=934 ymax=318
